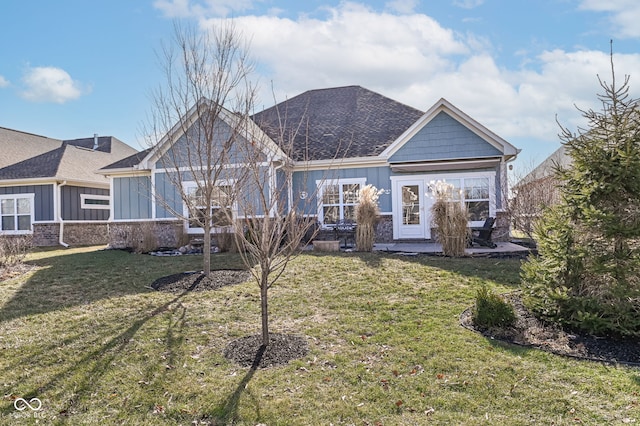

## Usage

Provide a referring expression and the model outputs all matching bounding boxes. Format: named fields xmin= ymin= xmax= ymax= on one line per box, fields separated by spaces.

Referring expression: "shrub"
xmin=521 ymin=64 xmax=640 ymax=339
xmin=473 ymin=285 xmax=516 ymax=329
xmin=356 ymin=185 xmax=381 ymax=252
xmin=429 ymin=181 xmax=469 ymax=257
xmin=215 ymin=230 xmax=237 ymax=252
xmin=0 ymin=235 xmax=33 ymax=269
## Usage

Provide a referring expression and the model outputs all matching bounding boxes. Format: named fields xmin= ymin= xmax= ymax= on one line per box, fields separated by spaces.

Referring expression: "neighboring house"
xmin=101 ymin=86 xmax=520 ymax=248
xmin=511 ymin=144 xmax=570 ymax=238
xmin=0 ymin=127 xmax=138 ymax=246
xmin=518 ymin=144 xmax=571 ymax=202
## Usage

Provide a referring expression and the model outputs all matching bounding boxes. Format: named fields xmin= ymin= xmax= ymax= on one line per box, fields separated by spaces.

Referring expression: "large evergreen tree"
xmin=522 ymin=55 xmax=640 ymax=338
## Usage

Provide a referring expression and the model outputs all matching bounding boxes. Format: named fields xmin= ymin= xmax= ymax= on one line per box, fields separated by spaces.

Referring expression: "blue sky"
xmin=2 ymin=0 xmax=640 ymax=170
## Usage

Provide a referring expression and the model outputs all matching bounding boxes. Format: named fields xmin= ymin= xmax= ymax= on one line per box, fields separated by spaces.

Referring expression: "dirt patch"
xmin=150 ymin=270 xmax=251 ymax=293
xmin=224 ymin=333 xmax=309 ymax=368
xmin=460 ymin=292 xmax=640 ymax=366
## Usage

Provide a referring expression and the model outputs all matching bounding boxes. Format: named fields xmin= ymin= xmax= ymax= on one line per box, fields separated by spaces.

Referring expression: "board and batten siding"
xmin=389 ymin=111 xmax=502 ymax=163
xmin=113 ymin=176 xmax=152 ymax=220
xmin=61 ymin=186 xmax=110 ymax=221
xmin=154 ymin=172 xmax=182 ymax=219
xmin=0 ymin=184 xmax=54 ymax=221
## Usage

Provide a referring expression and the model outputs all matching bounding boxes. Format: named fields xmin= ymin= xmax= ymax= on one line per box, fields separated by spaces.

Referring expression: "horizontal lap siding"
xmin=154 ymin=120 xmax=265 ymax=170
xmin=156 ymin=166 xmax=271 ymax=219
xmin=0 ymin=184 xmax=54 ymax=221
xmin=389 ymin=111 xmax=502 ymax=163
xmin=292 ymin=166 xmax=392 ymax=214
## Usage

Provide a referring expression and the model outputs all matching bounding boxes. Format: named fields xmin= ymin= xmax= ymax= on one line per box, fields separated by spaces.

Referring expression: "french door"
xmin=394 ymin=179 xmax=430 ymax=239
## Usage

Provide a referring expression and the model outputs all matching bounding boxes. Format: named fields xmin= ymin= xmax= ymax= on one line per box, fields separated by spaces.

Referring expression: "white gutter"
xmin=58 ymin=180 xmax=69 ymax=247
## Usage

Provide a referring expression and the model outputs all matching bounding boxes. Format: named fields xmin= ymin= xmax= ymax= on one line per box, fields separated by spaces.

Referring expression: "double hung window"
xmin=0 ymin=194 xmax=34 ymax=234
xmin=318 ymin=178 xmax=365 ymax=226
xmin=439 ymin=176 xmax=491 ymax=222
xmin=185 ymin=184 xmax=232 ymax=232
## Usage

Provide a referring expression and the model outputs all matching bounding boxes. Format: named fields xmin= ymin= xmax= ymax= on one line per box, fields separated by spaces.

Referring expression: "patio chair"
xmin=334 ymin=219 xmax=357 ymax=248
xmin=469 ymin=217 xmax=497 ymax=248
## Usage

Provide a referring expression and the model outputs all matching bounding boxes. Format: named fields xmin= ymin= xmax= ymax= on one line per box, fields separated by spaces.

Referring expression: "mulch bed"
xmin=150 ymin=269 xmax=252 ymax=293
xmin=223 ymin=333 xmax=309 ymax=368
xmin=460 ymin=292 xmax=640 ymax=366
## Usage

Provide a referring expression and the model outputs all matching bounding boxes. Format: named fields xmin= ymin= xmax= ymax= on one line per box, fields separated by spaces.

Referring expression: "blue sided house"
xmin=0 ymin=127 xmax=138 ymax=246
xmin=101 ymin=86 xmax=519 ymax=248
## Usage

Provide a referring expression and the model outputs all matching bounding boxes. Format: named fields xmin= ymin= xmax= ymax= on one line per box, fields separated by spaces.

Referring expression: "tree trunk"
xmin=260 ymin=273 xmax=269 ymax=347
xmin=203 ymin=224 xmax=211 ymax=276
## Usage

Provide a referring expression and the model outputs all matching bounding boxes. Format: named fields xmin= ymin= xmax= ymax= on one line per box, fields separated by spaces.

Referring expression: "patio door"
xmin=394 ymin=179 xmax=430 ymax=239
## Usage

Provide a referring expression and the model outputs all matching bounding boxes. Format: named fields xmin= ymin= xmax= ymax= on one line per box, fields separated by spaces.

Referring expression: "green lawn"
xmin=0 ymin=247 xmax=638 ymax=425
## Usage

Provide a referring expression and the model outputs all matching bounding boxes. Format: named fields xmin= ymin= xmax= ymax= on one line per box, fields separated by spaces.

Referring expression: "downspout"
xmin=58 ymin=180 xmax=69 ymax=247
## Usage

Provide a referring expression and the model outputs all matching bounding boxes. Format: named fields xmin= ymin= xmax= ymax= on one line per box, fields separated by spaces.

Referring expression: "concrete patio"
xmin=372 ymin=241 xmax=532 ymax=256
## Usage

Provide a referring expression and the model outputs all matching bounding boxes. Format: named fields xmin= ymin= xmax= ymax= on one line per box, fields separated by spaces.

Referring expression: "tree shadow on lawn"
xmin=0 ymin=279 xmax=197 ymax=418
xmin=204 ymin=345 xmax=266 ymax=424
xmin=0 ymin=248 xmax=221 ymax=323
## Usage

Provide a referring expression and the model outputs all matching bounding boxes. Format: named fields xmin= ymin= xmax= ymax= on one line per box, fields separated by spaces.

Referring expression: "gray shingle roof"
xmin=0 ymin=127 xmax=62 ymax=169
xmin=252 ymin=86 xmax=424 ymax=161
xmin=101 ymin=148 xmax=153 ymax=170
xmin=101 ymin=86 xmax=425 ymax=170
xmin=0 ymin=146 xmax=66 ymax=179
xmin=0 ymin=127 xmax=138 ymax=183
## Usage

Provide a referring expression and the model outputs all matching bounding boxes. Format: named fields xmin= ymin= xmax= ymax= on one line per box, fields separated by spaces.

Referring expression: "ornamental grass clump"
xmin=356 ymin=184 xmax=382 ymax=252
xmin=429 ymin=180 xmax=469 ymax=257
xmin=473 ymin=285 xmax=516 ymax=329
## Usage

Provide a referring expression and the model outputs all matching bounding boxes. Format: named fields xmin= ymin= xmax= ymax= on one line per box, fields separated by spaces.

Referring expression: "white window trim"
xmin=80 ymin=194 xmax=110 ymax=210
xmin=425 ymin=172 xmax=496 ymax=226
xmin=0 ymin=193 xmax=35 ymax=235
xmin=182 ymin=180 xmax=236 ymax=235
xmin=316 ymin=177 xmax=366 ymax=228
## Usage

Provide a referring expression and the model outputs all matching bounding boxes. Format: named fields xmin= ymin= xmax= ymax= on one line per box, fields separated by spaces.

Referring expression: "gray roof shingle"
xmin=101 ymin=148 xmax=153 ymax=170
xmin=252 ymin=86 xmax=424 ymax=161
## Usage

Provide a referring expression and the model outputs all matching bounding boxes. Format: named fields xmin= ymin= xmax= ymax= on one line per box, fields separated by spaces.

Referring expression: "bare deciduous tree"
xmin=223 ymin=118 xmax=320 ymax=346
xmin=147 ymin=22 xmax=325 ymax=347
xmin=145 ymin=21 xmax=256 ymax=275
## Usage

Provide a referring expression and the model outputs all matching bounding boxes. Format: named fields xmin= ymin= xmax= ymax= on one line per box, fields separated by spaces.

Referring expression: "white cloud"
xmin=154 ymin=0 xmax=254 ymax=18
xmin=579 ymin=0 xmax=640 ymax=38
xmin=21 ymin=66 xmax=87 ymax=103
xmin=210 ymin=3 xmax=470 ymax=99
xmin=0 ymin=75 xmax=9 ymax=88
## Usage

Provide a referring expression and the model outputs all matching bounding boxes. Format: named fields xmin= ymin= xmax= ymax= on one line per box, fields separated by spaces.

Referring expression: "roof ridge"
xmin=0 ymin=126 xmax=61 ymax=141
